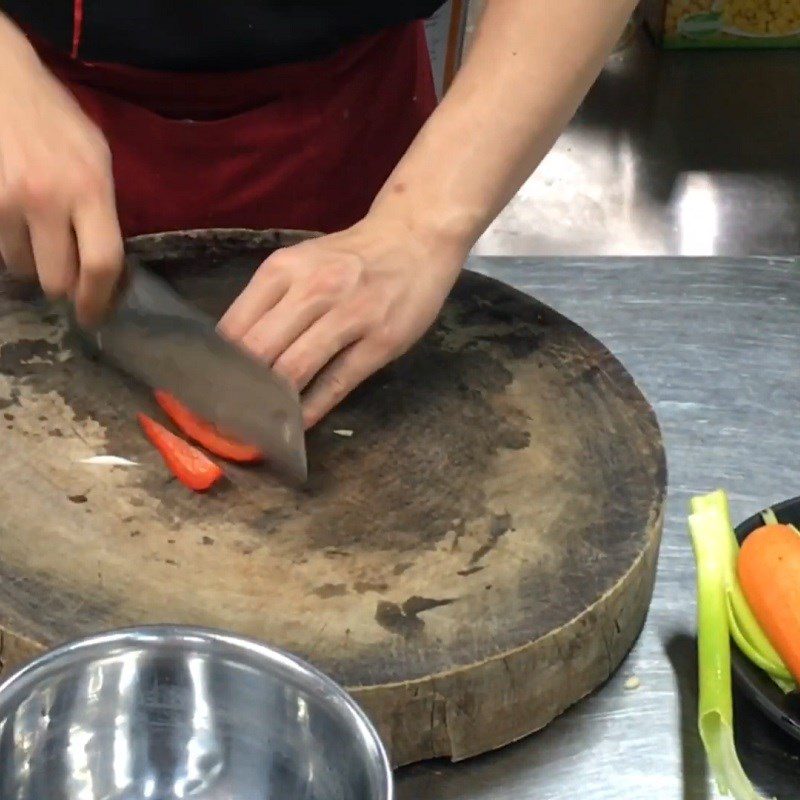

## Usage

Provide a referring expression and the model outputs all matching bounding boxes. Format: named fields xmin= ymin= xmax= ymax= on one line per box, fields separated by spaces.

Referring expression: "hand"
xmin=0 ymin=21 xmax=123 ymax=326
xmin=218 ymin=216 xmax=465 ymax=428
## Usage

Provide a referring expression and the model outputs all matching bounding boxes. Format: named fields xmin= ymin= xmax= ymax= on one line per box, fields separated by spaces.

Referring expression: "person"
xmin=0 ymin=1 xmax=636 ymax=428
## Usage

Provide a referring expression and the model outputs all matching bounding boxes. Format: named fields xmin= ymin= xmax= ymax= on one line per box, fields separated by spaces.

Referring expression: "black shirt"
xmin=1 ymin=1 xmax=446 ymax=71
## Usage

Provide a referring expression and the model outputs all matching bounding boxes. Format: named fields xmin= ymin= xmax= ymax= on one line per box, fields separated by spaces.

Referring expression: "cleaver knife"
xmin=73 ymin=256 xmax=307 ymax=484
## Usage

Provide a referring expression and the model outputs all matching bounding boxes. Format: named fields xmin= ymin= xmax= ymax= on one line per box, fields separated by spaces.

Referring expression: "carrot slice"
xmin=153 ymin=390 xmax=263 ymax=463
xmin=738 ymin=523 xmax=800 ymax=683
xmin=138 ymin=413 xmax=224 ymax=492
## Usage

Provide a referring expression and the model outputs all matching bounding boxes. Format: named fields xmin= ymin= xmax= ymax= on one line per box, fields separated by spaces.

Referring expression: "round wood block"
xmin=0 ymin=229 xmax=666 ymax=766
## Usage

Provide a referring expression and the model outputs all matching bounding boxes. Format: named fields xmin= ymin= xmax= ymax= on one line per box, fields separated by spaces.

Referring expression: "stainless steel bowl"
xmin=0 ymin=626 xmax=392 ymax=800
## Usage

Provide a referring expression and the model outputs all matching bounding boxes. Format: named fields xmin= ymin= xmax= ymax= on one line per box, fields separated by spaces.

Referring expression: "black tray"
xmin=733 ymin=495 xmax=800 ymax=742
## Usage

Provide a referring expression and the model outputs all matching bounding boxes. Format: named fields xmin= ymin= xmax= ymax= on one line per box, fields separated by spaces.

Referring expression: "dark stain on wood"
xmin=0 ymin=558 xmax=120 ymax=643
xmin=0 ymin=339 xmax=59 ymax=376
xmin=313 ymin=583 xmax=348 ymax=599
xmin=469 ymin=512 xmax=514 ymax=566
xmin=0 ymin=388 xmax=20 ymax=410
xmin=375 ymin=595 xmax=456 ymax=638
xmin=354 ymin=581 xmax=389 ymax=594
xmin=67 ymin=494 xmax=88 ymax=504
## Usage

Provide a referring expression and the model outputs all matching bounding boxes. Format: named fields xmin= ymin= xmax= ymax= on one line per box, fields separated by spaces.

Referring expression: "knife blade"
xmin=73 ymin=257 xmax=307 ymax=484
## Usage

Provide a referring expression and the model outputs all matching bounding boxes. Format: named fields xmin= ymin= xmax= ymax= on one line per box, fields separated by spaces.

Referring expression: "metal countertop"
xmin=396 ymin=255 xmax=800 ymax=799
xmin=475 ymin=28 xmax=800 ymax=257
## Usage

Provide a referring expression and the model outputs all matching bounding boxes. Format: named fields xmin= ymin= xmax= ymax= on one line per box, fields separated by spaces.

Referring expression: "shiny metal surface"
xmin=89 ymin=261 xmax=307 ymax=483
xmin=0 ymin=626 xmax=391 ymax=800
xmin=476 ymin=26 xmax=800 ymax=256
xmin=396 ymin=255 xmax=800 ymax=798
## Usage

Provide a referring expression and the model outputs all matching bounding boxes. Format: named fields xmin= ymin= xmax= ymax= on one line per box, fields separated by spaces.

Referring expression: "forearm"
xmin=0 ymin=13 xmax=41 ymax=76
xmin=370 ymin=0 xmax=637 ymax=257
xmin=0 ymin=13 xmax=51 ymax=110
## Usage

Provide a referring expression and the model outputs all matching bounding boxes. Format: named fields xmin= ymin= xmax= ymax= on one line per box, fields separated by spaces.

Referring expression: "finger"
xmin=72 ymin=197 xmax=124 ymax=327
xmin=28 ymin=213 xmax=78 ymax=300
xmin=238 ymin=286 xmax=332 ymax=365
xmin=218 ymin=263 xmax=291 ymax=339
xmin=272 ymin=308 xmax=364 ymax=392
xmin=0 ymin=215 xmax=35 ymax=278
xmin=302 ymin=341 xmax=388 ymax=429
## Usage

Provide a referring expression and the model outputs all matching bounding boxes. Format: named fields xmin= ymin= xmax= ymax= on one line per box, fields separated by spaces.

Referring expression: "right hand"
xmin=0 ymin=22 xmax=123 ymax=327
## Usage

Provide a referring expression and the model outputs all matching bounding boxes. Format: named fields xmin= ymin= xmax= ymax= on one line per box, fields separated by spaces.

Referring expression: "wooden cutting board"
xmin=0 ymin=229 xmax=666 ymax=766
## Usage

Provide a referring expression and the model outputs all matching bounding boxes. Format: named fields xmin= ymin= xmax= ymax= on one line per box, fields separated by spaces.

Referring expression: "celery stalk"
xmin=692 ymin=488 xmax=734 ymax=530
xmin=761 ymin=508 xmax=779 ymax=526
xmin=727 ymin=599 xmax=784 ymax=677
xmin=689 ymin=510 xmax=773 ymax=800
xmin=727 ymin=587 xmax=788 ymax=677
xmin=694 ymin=492 xmax=791 ymax=679
xmin=769 ymin=674 xmax=798 ymax=696
xmin=727 ymin=595 xmax=795 ymax=692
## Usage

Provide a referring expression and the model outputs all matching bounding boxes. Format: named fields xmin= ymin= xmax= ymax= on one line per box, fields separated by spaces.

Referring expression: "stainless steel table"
xmin=396 ymin=256 xmax=800 ymax=799
xmin=475 ymin=27 xmax=800 ymax=258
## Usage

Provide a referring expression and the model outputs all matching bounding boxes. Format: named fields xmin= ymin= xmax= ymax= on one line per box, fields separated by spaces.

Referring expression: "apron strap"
xmin=70 ymin=0 xmax=85 ymax=59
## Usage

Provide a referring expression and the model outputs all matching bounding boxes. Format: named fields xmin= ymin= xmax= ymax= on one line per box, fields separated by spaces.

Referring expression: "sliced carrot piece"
xmin=153 ymin=390 xmax=263 ymax=463
xmin=138 ymin=413 xmax=224 ymax=492
xmin=738 ymin=523 xmax=800 ymax=683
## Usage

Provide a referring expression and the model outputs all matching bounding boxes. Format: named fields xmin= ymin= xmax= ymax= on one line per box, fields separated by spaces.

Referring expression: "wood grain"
xmin=0 ymin=229 xmax=666 ymax=765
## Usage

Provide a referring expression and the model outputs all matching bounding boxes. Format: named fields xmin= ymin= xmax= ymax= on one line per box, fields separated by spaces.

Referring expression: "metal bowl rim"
xmin=0 ymin=623 xmax=393 ymax=800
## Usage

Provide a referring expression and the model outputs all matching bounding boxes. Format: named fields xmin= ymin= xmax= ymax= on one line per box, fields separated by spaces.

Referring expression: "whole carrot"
xmin=738 ymin=523 xmax=800 ymax=683
xmin=138 ymin=413 xmax=224 ymax=492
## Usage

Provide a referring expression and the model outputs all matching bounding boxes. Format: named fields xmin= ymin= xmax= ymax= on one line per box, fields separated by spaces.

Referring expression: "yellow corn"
xmin=722 ymin=0 xmax=800 ymax=33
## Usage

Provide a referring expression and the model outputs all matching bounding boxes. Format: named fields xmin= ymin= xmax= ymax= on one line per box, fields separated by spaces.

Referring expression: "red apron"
xmin=29 ymin=23 xmax=437 ymax=237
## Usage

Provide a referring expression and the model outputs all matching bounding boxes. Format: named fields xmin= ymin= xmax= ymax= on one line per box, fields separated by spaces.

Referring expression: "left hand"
xmin=218 ymin=215 xmax=464 ymax=429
